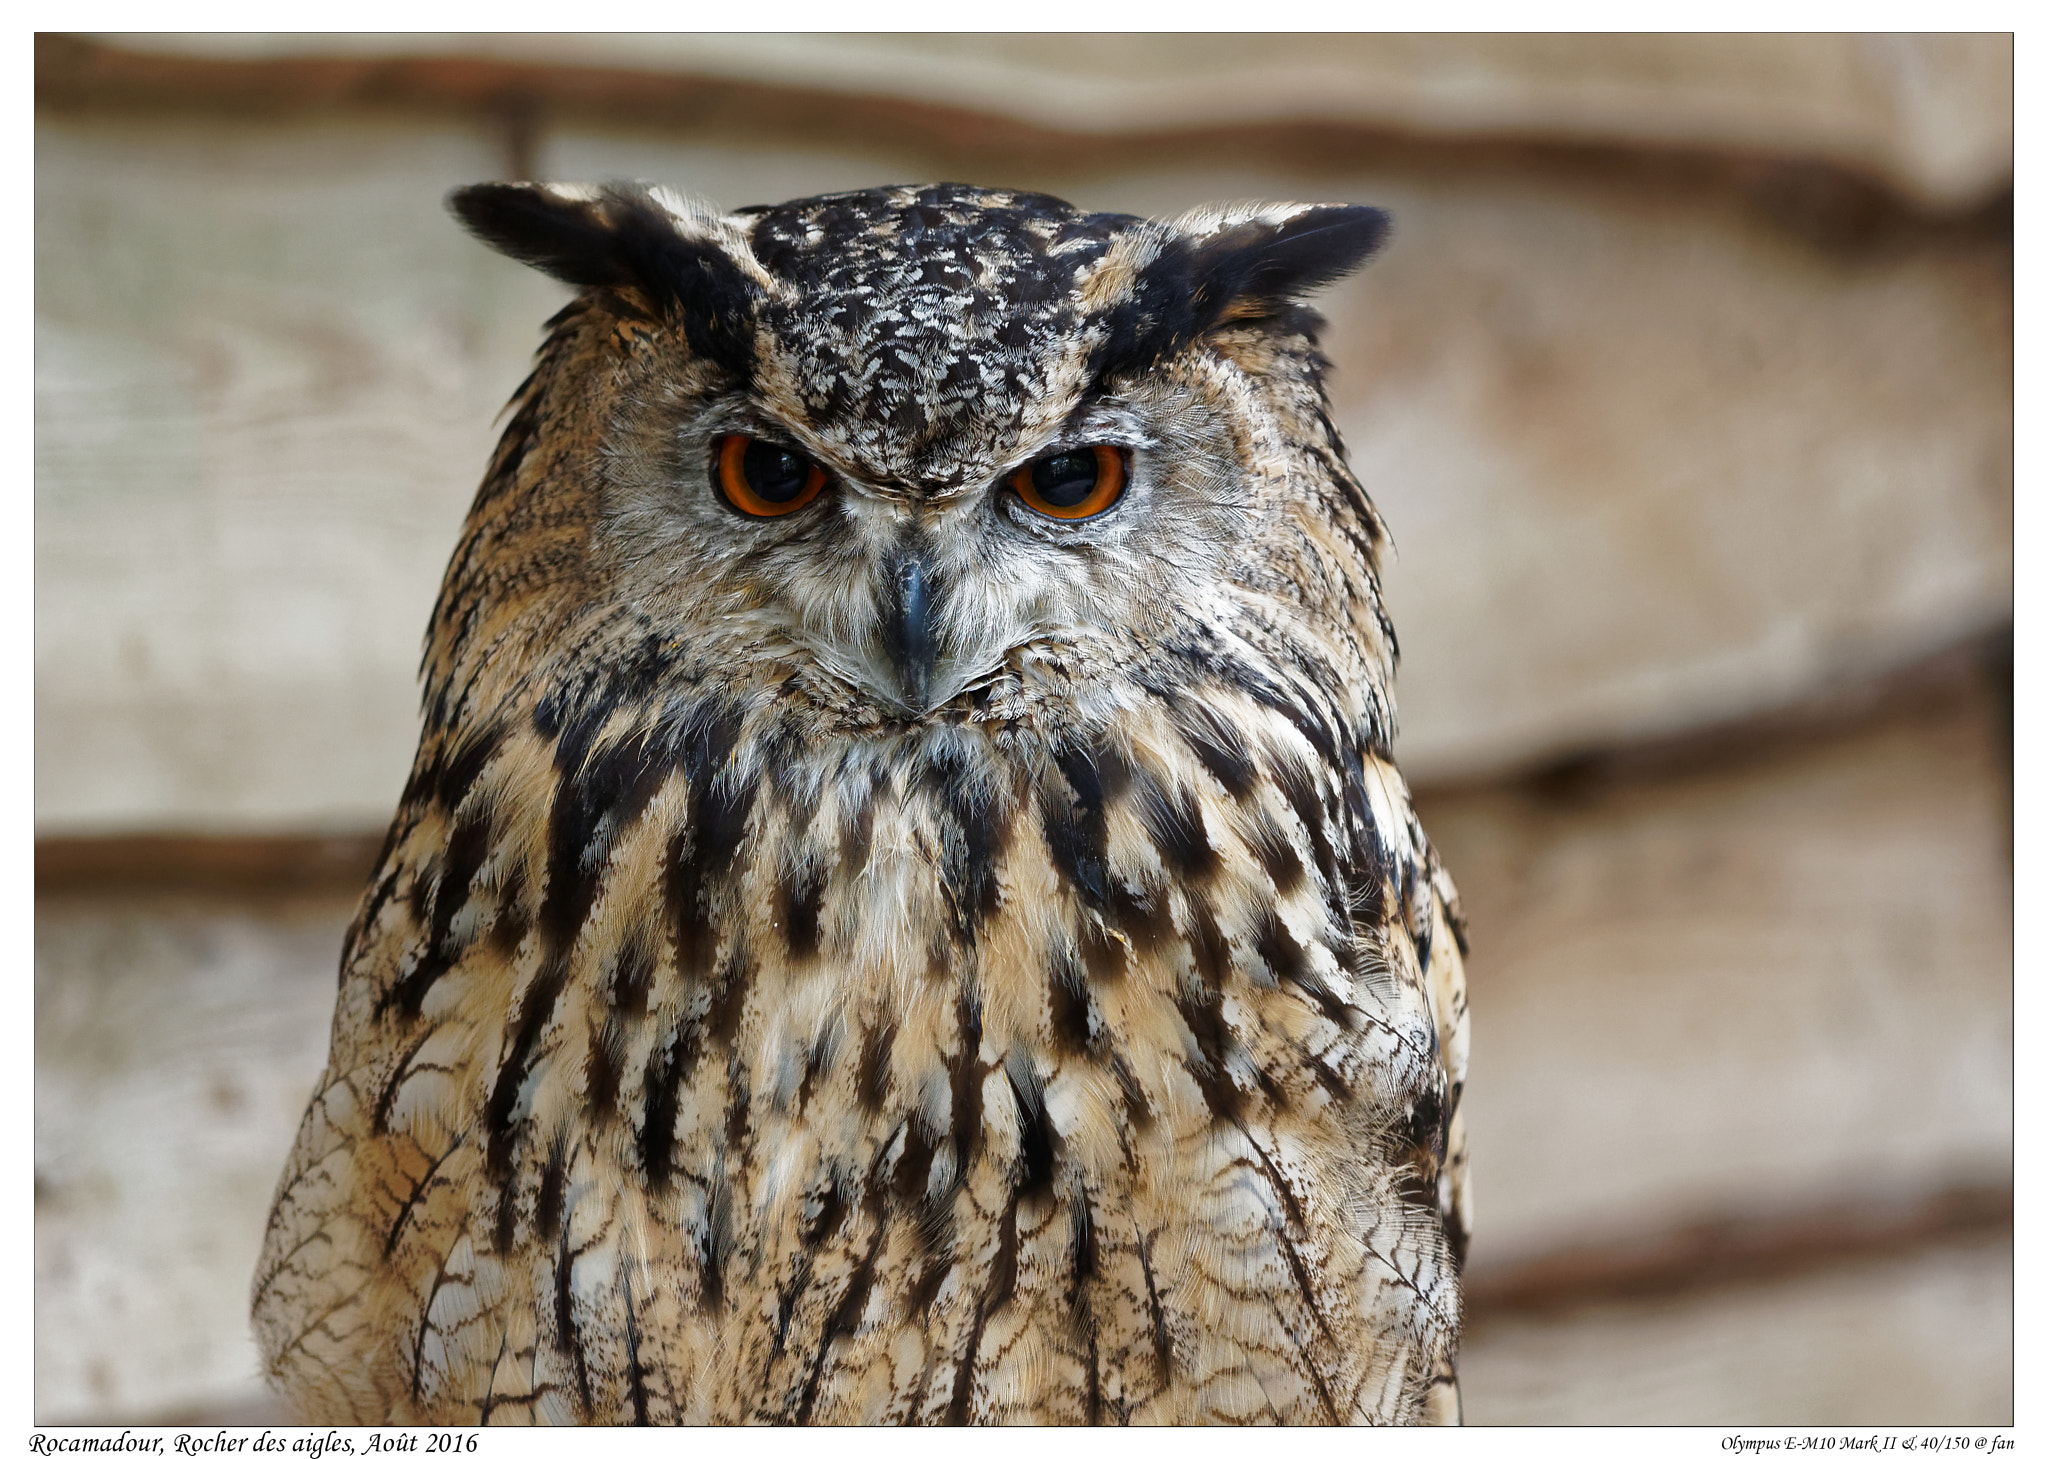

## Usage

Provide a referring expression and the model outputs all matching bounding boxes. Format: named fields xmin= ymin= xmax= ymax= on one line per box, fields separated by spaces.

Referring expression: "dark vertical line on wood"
xmin=501 ymin=93 xmax=543 ymax=182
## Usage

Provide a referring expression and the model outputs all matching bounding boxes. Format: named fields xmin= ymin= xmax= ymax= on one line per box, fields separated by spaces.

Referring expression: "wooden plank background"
xmin=33 ymin=34 xmax=2012 ymax=1425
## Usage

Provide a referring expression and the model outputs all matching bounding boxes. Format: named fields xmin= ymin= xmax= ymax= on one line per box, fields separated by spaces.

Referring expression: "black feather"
xmin=1193 ymin=207 xmax=1391 ymax=315
xmin=1094 ymin=204 xmax=1390 ymax=379
xmin=449 ymin=183 xmax=638 ymax=290
xmin=448 ymin=182 xmax=760 ymax=375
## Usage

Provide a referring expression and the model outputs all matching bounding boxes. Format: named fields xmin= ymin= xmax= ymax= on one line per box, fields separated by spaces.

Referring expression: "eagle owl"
xmin=252 ymin=181 xmax=1471 ymax=1425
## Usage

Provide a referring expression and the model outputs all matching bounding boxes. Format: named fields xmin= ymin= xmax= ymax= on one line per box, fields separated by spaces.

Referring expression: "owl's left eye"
xmin=714 ymin=434 xmax=829 ymax=517
xmin=1008 ymin=445 xmax=1127 ymax=521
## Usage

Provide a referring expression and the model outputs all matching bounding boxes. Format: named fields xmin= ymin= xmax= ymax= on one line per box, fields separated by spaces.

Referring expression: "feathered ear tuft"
xmin=1187 ymin=205 xmax=1391 ymax=320
xmin=448 ymin=182 xmax=760 ymax=375
xmin=1093 ymin=204 xmax=1390 ymax=380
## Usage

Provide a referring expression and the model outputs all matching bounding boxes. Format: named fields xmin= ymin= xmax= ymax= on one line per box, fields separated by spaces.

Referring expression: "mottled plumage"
xmin=253 ymin=181 xmax=1471 ymax=1425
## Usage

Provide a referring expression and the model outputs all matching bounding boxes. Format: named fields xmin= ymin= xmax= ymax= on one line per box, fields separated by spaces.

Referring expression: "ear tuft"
xmin=449 ymin=183 xmax=627 ymax=289
xmin=1093 ymin=204 xmax=1390 ymax=379
xmin=448 ymin=182 xmax=760 ymax=374
xmin=1194 ymin=205 xmax=1391 ymax=319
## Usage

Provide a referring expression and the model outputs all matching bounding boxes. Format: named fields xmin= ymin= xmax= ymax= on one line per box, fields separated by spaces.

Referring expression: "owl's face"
xmin=451 ymin=182 xmax=1394 ymax=740
xmin=603 ymin=367 xmax=1248 ymax=721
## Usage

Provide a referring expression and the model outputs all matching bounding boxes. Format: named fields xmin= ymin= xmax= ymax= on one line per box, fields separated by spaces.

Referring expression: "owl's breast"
xmin=257 ymin=688 xmax=1460 ymax=1424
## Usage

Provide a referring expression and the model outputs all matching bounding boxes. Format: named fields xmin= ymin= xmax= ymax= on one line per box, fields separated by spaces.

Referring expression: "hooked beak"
xmin=880 ymin=541 xmax=940 ymax=714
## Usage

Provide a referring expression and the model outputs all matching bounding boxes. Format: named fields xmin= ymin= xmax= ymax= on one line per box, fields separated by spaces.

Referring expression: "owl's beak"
xmin=880 ymin=543 xmax=940 ymax=714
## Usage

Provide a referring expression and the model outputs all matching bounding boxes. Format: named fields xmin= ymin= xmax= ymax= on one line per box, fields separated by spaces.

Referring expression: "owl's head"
xmin=446 ymin=181 xmax=1392 ymax=734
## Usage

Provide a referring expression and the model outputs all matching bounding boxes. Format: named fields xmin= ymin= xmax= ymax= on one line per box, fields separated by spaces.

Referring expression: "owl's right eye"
xmin=713 ymin=434 xmax=829 ymax=517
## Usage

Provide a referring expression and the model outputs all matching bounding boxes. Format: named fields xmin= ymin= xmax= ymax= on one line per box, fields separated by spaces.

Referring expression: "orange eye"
xmin=1009 ymin=445 xmax=1127 ymax=521
xmin=714 ymin=434 xmax=829 ymax=517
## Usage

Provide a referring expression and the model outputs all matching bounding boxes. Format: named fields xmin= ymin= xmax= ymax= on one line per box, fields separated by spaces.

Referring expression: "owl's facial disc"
xmin=600 ymin=370 xmax=1251 ymax=728
xmin=669 ymin=426 xmax=1146 ymax=719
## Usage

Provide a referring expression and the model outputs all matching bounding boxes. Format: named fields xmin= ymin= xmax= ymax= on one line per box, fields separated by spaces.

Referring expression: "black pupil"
xmin=741 ymin=442 xmax=811 ymax=503
xmin=1031 ymin=451 xmax=1099 ymax=508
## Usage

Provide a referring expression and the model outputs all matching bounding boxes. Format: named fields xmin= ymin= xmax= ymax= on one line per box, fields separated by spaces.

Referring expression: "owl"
xmin=252 ymin=181 xmax=1471 ymax=1425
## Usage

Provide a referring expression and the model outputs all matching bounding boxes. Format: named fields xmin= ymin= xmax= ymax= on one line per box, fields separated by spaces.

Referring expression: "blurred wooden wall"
xmin=34 ymin=33 xmax=2011 ymax=1425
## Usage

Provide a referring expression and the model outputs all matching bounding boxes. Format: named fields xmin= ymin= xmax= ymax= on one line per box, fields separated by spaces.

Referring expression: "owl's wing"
xmin=1358 ymin=753 xmax=1471 ymax=1424
xmin=1408 ymin=841 xmax=1472 ymax=1428
xmin=1423 ymin=847 xmax=1472 ymax=1271
xmin=1359 ymin=754 xmax=1472 ymax=1256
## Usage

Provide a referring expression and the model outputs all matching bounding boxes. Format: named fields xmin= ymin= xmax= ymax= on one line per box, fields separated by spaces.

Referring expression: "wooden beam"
xmin=1464 ymin=1182 xmax=2011 ymax=1319
xmin=35 ymin=832 xmax=384 ymax=896
xmin=35 ymin=33 xmax=2009 ymax=242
